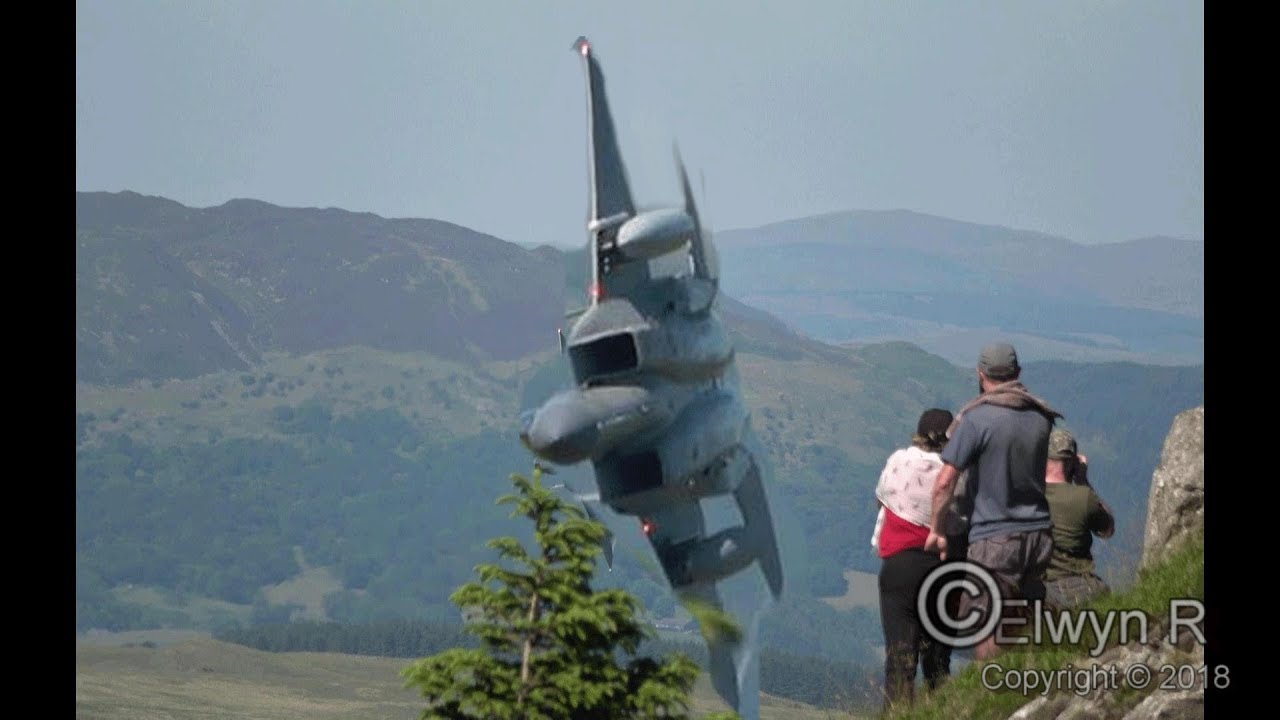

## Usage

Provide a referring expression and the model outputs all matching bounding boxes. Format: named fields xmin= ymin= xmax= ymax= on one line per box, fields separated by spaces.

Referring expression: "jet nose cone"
xmin=519 ymin=408 xmax=537 ymax=433
xmin=522 ymin=396 xmax=600 ymax=465
xmin=518 ymin=409 xmax=539 ymax=453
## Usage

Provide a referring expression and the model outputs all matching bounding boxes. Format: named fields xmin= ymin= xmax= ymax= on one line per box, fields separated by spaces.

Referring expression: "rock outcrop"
xmin=1006 ymin=622 xmax=1205 ymax=720
xmin=1142 ymin=407 xmax=1205 ymax=569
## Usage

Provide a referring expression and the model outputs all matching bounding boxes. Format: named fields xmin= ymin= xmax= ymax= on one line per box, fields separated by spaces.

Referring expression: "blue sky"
xmin=76 ymin=0 xmax=1202 ymax=247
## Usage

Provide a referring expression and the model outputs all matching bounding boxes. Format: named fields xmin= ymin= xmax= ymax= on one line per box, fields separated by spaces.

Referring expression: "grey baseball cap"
xmin=978 ymin=342 xmax=1020 ymax=379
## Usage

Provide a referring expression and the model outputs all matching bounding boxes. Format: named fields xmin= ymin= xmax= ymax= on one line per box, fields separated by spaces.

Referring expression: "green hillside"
xmin=75 ymin=191 xmax=1203 ymax=690
xmin=76 ymin=332 xmax=973 ymax=624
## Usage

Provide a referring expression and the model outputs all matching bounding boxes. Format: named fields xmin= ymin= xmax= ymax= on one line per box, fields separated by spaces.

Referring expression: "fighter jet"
xmin=520 ymin=36 xmax=784 ymax=716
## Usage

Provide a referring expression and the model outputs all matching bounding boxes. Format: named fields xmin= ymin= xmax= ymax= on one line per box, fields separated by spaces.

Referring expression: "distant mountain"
xmin=714 ymin=210 xmax=1203 ymax=366
xmin=77 ymin=191 xmax=564 ymax=384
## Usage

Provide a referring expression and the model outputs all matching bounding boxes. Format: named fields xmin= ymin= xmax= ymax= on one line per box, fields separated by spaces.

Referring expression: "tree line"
xmin=215 ymin=618 xmax=878 ymax=711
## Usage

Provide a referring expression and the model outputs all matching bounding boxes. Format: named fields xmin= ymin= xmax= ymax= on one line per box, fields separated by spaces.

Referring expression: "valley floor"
xmin=76 ymin=633 xmax=856 ymax=720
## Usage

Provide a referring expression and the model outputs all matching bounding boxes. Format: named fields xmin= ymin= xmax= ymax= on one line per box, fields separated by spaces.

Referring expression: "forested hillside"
xmin=76 ymin=192 xmax=1203 ymax=669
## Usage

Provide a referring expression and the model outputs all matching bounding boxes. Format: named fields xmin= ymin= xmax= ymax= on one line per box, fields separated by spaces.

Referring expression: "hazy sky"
xmin=77 ymin=1 xmax=1202 ymax=247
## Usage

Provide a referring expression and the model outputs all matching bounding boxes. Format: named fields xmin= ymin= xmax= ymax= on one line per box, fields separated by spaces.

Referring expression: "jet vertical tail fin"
xmin=574 ymin=36 xmax=636 ymax=303
xmin=674 ymin=145 xmax=712 ymax=283
xmin=575 ymin=37 xmax=635 ymax=229
xmin=674 ymin=145 xmax=720 ymax=286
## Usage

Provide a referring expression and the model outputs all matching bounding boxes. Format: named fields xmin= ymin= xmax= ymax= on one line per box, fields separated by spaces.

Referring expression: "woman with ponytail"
xmin=870 ymin=408 xmax=956 ymax=710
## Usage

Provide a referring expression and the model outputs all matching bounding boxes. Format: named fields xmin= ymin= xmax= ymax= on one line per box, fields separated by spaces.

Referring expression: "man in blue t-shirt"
xmin=925 ymin=342 xmax=1060 ymax=660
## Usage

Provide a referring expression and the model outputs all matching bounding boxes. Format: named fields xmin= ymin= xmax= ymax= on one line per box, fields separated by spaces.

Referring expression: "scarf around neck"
xmin=946 ymin=380 xmax=1063 ymax=437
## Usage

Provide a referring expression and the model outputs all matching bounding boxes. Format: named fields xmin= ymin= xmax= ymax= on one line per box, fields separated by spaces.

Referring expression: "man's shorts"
xmin=1044 ymin=573 xmax=1109 ymax=611
xmin=960 ymin=528 xmax=1054 ymax=619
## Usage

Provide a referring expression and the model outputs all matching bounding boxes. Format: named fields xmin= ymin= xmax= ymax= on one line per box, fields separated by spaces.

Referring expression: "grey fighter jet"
xmin=520 ymin=36 xmax=784 ymax=717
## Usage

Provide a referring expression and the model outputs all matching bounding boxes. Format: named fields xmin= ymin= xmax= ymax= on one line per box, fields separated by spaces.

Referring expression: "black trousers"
xmin=878 ymin=548 xmax=951 ymax=709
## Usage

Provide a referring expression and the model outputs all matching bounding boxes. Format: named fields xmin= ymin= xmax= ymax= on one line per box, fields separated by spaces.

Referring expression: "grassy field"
xmin=819 ymin=570 xmax=880 ymax=612
xmin=76 ymin=635 xmax=863 ymax=720
xmin=260 ymin=548 xmax=346 ymax=622
xmin=109 ymin=586 xmax=254 ymax=630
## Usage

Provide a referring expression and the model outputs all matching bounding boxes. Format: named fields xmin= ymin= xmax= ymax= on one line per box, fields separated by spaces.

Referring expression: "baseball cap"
xmin=978 ymin=342 xmax=1020 ymax=380
xmin=1048 ymin=428 xmax=1077 ymax=460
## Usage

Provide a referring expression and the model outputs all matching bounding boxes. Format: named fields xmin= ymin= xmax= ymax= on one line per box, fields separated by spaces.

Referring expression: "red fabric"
xmin=878 ymin=507 xmax=931 ymax=559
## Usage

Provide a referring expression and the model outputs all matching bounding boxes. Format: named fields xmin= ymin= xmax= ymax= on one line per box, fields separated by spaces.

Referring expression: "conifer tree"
xmin=402 ymin=464 xmax=740 ymax=719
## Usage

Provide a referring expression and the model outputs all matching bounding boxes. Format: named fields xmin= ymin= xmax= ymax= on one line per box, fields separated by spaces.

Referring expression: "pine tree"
xmin=402 ymin=464 xmax=739 ymax=719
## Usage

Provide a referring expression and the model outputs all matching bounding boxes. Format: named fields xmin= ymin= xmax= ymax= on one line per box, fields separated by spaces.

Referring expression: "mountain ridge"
xmin=716 ymin=208 xmax=1202 ymax=251
xmin=708 ymin=208 xmax=1201 ymax=366
xmin=77 ymin=191 xmax=565 ymax=384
